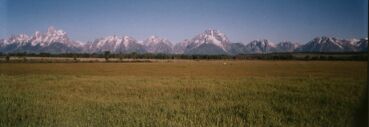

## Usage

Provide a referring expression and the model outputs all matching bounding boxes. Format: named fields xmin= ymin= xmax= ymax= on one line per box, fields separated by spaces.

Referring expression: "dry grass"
xmin=0 ymin=60 xmax=367 ymax=126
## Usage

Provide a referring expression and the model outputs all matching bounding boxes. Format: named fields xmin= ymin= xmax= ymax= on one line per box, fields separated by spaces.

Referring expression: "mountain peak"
xmin=87 ymin=35 xmax=146 ymax=53
xmin=8 ymin=34 xmax=30 ymax=43
xmin=46 ymin=26 xmax=66 ymax=37
xmin=123 ymin=36 xmax=135 ymax=42
xmin=204 ymin=29 xmax=219 ymax=35
xmin=250 ymin=39 xmax=275 ymax=47
xmin=0 ymin=26 xmax=81 ymax=53
xmin=194 ymin=29 xmax=229 ymax=48
xmin=144 ymin=35 xmax=171 ymax=46
xmin=201 ymin=29 xmax=225 ymax=37
xmin=313 ymin=36 xmax=338 ymax=44
xmin=275 ymin=41 xmax=299 ymax=52
xmin=296 ymin=36 xmax=345 ymax=52
xmin=34 ymin=31 xmax=41 ymax=36
xmin=143 ymin=35 xmax=173 ymax=53
xmin=175 ymin=29 xmax=231 ymax=55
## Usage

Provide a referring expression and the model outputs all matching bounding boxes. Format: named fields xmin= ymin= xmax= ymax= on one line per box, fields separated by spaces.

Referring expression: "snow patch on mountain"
xmin=143 ymin=36 xmax=173 ymax=53
xmin=175 ymin=29 xmax=231 ymax=55
xmin=0 ymin=26 xmax=82 ymax=53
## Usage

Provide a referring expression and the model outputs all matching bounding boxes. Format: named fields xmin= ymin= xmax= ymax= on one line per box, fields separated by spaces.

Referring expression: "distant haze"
xmin=0 ymin=0 xmax=368 ymax=43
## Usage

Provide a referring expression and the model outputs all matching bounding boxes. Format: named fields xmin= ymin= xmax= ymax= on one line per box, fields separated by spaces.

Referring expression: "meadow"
xmin=0 ymin=60 xmax=367 ymax=126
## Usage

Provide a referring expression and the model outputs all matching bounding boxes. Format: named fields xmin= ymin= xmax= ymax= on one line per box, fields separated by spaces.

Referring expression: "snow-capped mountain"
xmin=0 ymin=34 xmax=30 ymax=49
xmin=0 ymin=39 xmax=5 ymax=48
xmin=143 ymin=36 xmax=173 ymax=54
xmin=296 ymin=36 xmax=341 ymax=52
xmin=295 ymin=36 xmax=367 ymax=52
xmin=173 ymin=39 xmax=190 ymax=54
xmin=353 ymin=38 xmax=368 ymax=51
xmin=227 ymin=41 xmax=299 ymax=54
xmin=0 ymin=27 xmax=367 ymax=54
xmin=275 ymin=41 xmax=299 ymax=52
xmin=244 ymin=40 xmax=276 ymax=53
xmin=0 ymin=26 xmax=82 ymax=53
xmin=176 ymin=29 xmax=231 ymax=55
xmin=336 ymin=39 xmax=358 ymax=52
xmin=85 ymin=35 xmax=146 ymax=53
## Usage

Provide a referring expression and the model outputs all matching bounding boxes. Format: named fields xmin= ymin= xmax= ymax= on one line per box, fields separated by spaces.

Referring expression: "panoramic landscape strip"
xmin=0 ymin=0 xmax=367 ymax=126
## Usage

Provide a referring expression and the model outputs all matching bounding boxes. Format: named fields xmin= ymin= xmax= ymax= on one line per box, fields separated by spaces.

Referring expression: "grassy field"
xmin=0 ymin=60 xmax=367 ymax=126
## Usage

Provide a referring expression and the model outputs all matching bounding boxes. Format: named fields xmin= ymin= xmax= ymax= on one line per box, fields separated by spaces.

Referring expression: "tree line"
xmin=0 ymin=51 xmax=367 ymax=62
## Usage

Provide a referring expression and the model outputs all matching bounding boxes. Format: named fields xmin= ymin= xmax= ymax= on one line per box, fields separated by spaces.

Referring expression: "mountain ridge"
xmin=0 ymin=27 xmax=367 ymax=54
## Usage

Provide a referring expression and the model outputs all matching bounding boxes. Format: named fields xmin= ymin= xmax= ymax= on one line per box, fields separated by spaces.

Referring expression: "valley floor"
xmin=0 ymin=60 xmax=367 ymax=126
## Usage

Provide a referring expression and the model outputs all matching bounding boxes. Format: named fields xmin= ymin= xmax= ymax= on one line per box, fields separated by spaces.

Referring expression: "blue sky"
xmin=0 ymin=0 xmax=368 ymax=43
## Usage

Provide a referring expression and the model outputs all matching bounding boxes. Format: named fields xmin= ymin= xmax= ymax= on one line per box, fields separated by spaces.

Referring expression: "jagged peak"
xmin=247 ymin=39 xmax=276 ymax=48
xmin=34 ymin=31 xmax=41 ymax=36
xmin=203 ymin=29 xmax=220 ymax=35
xmin=313 ymin=36 xmax=338 ymax=42
xmin=192 ymin=29 xmax=229 ymax=46
xmin=10 ymin=34 xmax=29 ymax=38
xmin=277 ymin=41 xmax=299 ymax=48
xmin=304 ymin=36 xmax=344 ymax=50
xmin=123 ymin=35 xmax=134 ymax=40
xmin=46 ymin=26 xmax=67 ymax=37
xmin=122 ymin=36 xmax=137 ymax=47
xmin=144 ymin=35 xmax=172 ymax=46
xmin=8 ymin=34 xmax=30 ymax=43
xmin=200 ymin=29 xmax=226 ymax=38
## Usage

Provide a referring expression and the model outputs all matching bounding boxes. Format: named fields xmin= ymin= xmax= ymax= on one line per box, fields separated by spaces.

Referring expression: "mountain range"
xmin=0 ymin=26 xmax=367 ymax=55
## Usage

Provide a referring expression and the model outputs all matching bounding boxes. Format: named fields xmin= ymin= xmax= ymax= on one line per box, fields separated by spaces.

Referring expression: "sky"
xmin=0 ymin=0 xmax=368 ymax=44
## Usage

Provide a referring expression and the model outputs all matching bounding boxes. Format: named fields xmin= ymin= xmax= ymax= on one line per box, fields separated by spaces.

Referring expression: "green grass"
xmin=0 ymin=60 xmax=367 ymax=126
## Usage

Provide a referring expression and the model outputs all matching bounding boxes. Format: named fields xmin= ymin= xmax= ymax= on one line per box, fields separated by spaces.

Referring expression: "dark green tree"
xmin=104 ymin=51 xmax=111 ymax=62
xmin=119 ymin=52 xmax=123 ymax=61
xmin=5 ymin=55 xmax=10 ymax=62
xmin=73 ymin=55 xmax=78 ymax=63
